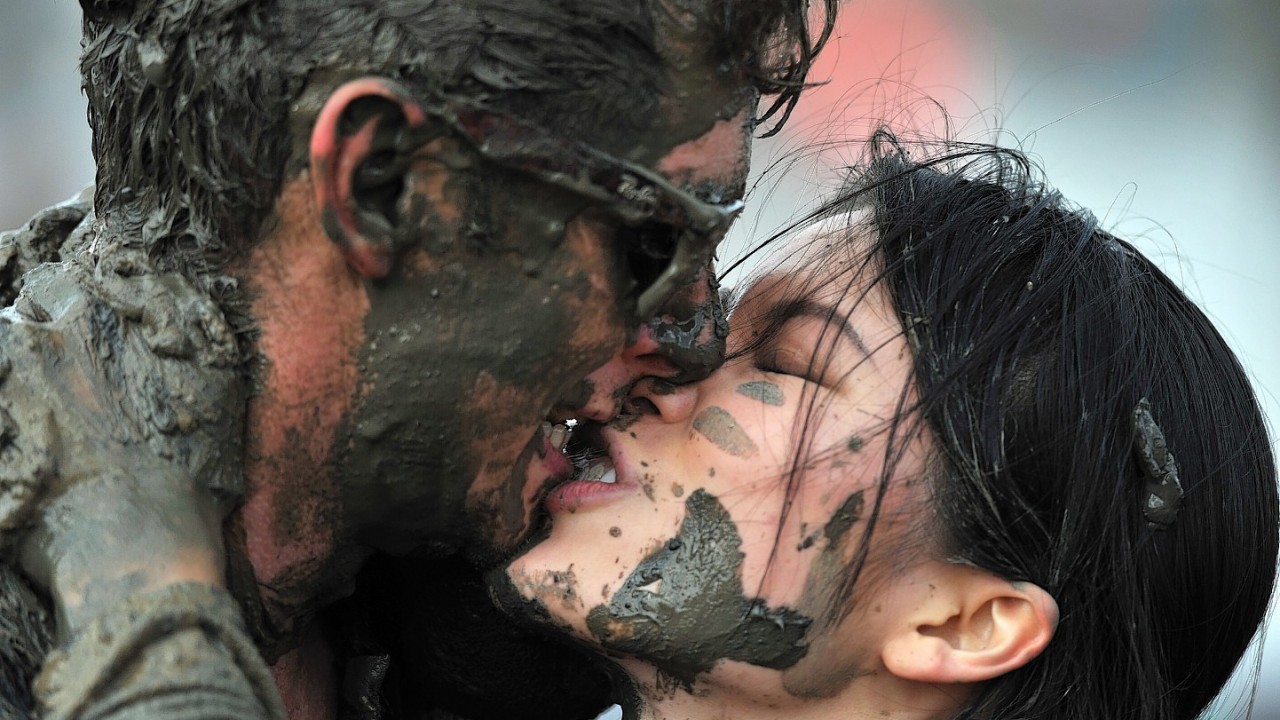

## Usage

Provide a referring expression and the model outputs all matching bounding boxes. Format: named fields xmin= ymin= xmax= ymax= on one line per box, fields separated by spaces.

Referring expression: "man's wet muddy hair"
xmin=78 ymin=0 xmax=835 ymax=291
xmin=740 ymin=133 xmax=1278 ymax=719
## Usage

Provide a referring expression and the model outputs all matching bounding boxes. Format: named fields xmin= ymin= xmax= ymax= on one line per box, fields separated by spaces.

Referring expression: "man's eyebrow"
xmin=770 ymin=298 xmax=871 ymax=359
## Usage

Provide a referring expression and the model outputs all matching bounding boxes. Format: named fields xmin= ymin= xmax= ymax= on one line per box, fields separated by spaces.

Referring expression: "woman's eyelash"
xmin=754 ymin=354 xmax=808 ymax=379
xmin=752 ymin=347 xmax=788 ymax=375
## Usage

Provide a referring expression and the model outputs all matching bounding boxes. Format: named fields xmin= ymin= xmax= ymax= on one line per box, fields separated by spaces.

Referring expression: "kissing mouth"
xmin=537 ymin=420 xmax=636 ymax=514
xmin=523 ymin=418 xmax=603 ymax=500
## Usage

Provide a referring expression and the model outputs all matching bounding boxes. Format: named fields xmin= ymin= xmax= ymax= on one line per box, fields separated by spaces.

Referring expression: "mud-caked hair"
xmin=78 ymin=0 xmax=835 ymax=287
xmin=848 ymin=138 xmax=1277 ymax=719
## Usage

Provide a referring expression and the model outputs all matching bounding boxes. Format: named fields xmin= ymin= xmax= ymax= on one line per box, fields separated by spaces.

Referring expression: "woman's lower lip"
xmin=544 ymin=478 xmax=635 ymax=514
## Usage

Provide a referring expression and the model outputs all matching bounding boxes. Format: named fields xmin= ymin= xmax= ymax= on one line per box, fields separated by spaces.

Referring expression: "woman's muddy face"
xmin=500 ymin=237 xmax=933 ymax=697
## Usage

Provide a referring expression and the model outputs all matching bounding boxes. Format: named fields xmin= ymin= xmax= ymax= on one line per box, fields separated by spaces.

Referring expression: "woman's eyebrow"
xmin=771 ymin=298 xmax=871 ymax=359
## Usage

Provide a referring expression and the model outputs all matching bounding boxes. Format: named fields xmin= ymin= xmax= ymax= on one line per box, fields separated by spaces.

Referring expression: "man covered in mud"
xmin=0 ymin=1 xmax=835 ymax=719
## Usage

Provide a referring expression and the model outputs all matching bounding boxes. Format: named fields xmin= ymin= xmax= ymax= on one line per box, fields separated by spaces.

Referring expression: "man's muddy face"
xmin=338 ymin=94 xmax=755 ymax=558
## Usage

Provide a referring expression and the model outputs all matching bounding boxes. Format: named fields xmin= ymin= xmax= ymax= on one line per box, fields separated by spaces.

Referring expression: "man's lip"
xmin=528 ymin=426 xmax=574 ymax=489
xmin=511 ymin=425 xmax=575 ymax=530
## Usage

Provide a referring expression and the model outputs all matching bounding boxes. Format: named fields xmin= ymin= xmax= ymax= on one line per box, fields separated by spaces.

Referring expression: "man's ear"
xmin=881 ymin=561 xmax=1058 ymax=684
xmin=310 ymin=77 xmax=429 ymax=279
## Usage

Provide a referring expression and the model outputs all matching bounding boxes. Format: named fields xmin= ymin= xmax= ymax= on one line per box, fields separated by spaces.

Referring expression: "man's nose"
xmin=641 ymin=261 xmax=729 ymax=385
xmin=571 ymin=262 xmax=728 ymax=423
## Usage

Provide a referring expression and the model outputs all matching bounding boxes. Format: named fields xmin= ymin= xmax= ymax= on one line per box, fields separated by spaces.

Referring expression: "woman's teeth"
xmin=582 ymin=460 xmax=617 ymax=484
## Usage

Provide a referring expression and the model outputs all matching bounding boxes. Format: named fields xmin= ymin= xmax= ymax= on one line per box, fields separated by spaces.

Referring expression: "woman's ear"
xmin=309 ymin=77 xmax=430 ymax=279
xmin=881 ymin=560 xmax=1058 ymax=684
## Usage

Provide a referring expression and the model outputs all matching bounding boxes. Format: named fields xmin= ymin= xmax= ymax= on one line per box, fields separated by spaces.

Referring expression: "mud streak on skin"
xmin=783 ymin=490 xmax=867 ymax=699
xmin=735 ymin=380 xmax=784 ymax=406
xmin=691 ymin=406 xmax=756 ymax=457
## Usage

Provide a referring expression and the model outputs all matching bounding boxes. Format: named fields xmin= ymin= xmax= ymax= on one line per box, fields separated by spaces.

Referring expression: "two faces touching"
xmin=487 ymin=145 xmax=1278 ymax=720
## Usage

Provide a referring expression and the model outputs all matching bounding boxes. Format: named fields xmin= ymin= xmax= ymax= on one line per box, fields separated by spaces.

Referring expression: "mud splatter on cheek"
xmin=692 ymin=406 xmax=756 ymax=457
xmin=782 ymin=491 xmax=867 ymax=699
xmin=495 ymin=563 xmax=585 ymax=618
xmin=735 ymin=380 xmax=784 ymax=406
xmin=585 ymin=490 xmax=811 ymax=689
xmin=821 ymin=492 xmax=864 ymax=548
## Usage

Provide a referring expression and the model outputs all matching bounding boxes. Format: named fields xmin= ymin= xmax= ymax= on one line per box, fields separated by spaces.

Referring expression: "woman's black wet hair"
xmin=735 ymin=132 xmax=1278 ymax=719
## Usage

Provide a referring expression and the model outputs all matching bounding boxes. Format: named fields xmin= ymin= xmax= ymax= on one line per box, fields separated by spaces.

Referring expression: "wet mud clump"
xmin=586 ymin=490 xmax=810 ymax=689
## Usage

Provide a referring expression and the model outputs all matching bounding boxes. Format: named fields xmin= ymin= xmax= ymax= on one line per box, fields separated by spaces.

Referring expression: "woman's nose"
xmin=624 ymin=376 xmax=699 ymax=425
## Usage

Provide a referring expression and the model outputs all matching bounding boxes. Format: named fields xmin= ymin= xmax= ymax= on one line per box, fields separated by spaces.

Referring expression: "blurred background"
xmin=3 ymin=0 xmax=1277 ymax=716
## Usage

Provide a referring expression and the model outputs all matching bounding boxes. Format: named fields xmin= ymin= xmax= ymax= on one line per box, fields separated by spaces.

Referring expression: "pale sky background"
xmin=3 ymin=1 xmax=1277 ymax=717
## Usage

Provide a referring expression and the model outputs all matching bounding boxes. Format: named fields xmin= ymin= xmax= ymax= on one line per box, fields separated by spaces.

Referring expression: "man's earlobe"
xmin=310 ymin=78 xmax=429 ymax=279
xmin=881 ymin=561 xmax=1058 ymax=685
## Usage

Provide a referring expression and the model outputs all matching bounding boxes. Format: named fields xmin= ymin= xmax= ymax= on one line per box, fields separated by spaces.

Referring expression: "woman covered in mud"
xmin=491 ymin=137 xmax=1279 ymax=720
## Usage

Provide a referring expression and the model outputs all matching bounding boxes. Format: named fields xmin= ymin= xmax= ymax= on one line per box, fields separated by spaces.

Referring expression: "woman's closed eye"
xmin=755 ymin=345 xmax=823 ymax=383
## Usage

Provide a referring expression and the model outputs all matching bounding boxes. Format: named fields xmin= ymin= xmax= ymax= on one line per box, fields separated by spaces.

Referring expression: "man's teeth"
xmin=545 ymin=422 xmax=572 ymax=452
xmin=582 ymin=461 xmax=617 ymax=484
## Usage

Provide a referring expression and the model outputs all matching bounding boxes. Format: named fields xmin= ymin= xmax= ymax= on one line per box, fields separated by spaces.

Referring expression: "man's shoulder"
xmin=0 ymin=188 xmax=96 ymax=306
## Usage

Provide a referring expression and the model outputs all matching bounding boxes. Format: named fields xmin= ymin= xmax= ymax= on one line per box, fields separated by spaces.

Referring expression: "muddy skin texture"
xmin=646 ymin=263 xmax=730 ymax=384
xmin=34 ymin=583 xmax=284 ymax=720
xmin=586 ymin=490 xmax=811 ymax=691
xmin=329 ymin=5 xmax=760 ymax=562
xmin=0 ymin=190 xmax=94 ymax=308
xmin=279 ymin=40 xmax=749 ymax=720
xmin=5 ymin=248 xmax=243 ymax=556
xmin=821 ymin=492 xmax=865 ymax=550
xmin=691 ymin=406 xmax=758 ymax=458
xmin=735 ymin=380 xmax=785 ymax=406
xmin=0 ymin=196 xmax=92 ymax=715
xmin=0 ymin=204 xmax=246 ymax=714
xmin=782 ymin=491 xmax=867 ymax=699
xmin=18 ymin=2 xmax=759 ymax=716
xmin=335 ymin=165 xmax=634 ymax=558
